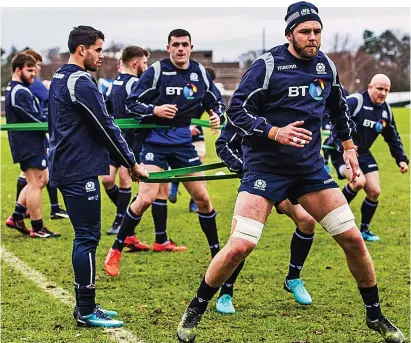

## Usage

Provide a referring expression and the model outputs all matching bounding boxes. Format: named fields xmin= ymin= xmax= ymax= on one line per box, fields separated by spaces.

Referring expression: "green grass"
xmin=1 ymin=109 xmax=410 ymax=343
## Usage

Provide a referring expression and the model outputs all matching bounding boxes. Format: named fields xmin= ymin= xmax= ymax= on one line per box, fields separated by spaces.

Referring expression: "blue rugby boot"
xmin=216 ymin=294 xmax=235 ymax=314
xmin=284 ymin=278 xmax=312 ymax=305
xmin=366 ymin=315 xmax=406 ymax=343
xmin=75 ymin=307 xmax=123 ymax=327
xmin=362 ymin=230 xmax=380 ymax=242
xmin=168 ymin=182 xmax=179 ymax=203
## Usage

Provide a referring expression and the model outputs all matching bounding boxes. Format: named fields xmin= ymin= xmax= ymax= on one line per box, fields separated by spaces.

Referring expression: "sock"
xmin=16 ymin=177 xmax=27 ymax=201
xmin=77 ymin=287 xmax=96 ymax=316
xmin=105 ymin=185 xmax=119 ymax=205
xmin=46 ymin=183 xmax=60 ymax=212
xmin=12 ymin=203 xmax=27 ymax=221
xmin=360 ymin=198 xmax=378 ymax=232
xmin=152 ymin=199 xmax=168 ymax=244
xmin=198 ymin=210 xmax=220 ymax=257
xmin=219 ymin=260 xmax=245 ymax=297
xmin=117 ymin=187 xmax=132 ymax=220
xmin=188 ymin=277 xmax=220 ymax=314
xmin=342 ymin=184 xmax=358 ymax=204
xmin=31 ymin=219 xmax=44 ymax=232
xmin=359 ymin=284 xmax=382 ymax=320
xmin=287 ymin=228 xmax=314 ymax=280
xmin=112 ymin=208 xmax=142 ymax=251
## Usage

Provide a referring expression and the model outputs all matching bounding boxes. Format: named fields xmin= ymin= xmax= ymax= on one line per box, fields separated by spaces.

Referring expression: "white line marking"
xmin=1 ymin=246 xmax=144 ymax=343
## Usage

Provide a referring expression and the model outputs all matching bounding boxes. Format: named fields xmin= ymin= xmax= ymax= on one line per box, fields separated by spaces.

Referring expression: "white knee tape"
xmin=319 ymin=203 xmax=355 ymax=236
xmin=231 ymin=215 xmax=264 ymax=245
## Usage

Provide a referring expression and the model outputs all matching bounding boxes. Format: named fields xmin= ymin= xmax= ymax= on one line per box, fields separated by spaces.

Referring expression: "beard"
xmin=137 ymin=65 xmax=145 ymax=78
xmin=84 ymin=54 xmax=100 ymax=72
xmin=291 ymin=37 xmax=320 ymax=60
xmin=21 ymin=73 xmax=33 ymax=85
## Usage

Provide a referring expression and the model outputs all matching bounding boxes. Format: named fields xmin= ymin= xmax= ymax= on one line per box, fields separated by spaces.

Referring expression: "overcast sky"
xmin=1 ymin=4 xmax=410 ymax=62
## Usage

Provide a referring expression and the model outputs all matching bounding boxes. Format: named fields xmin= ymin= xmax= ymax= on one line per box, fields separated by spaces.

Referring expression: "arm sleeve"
xmin=382 ymin=108 xmax=409 ymax=166
xmin=225 ymin=56 xmax=274 ymax=138
xmin=324 ymin=72 xmax=355 ymax=142
xmin=203 ymin=75 xmax=226 ymax=123
xmin=125 ymin=65 xmax=158 ymax=121
xmin=13 ymin=90 xmax=47 ymax=122
xmin=215 ymin=123 xmax=244 ymax=173
xmin=31 ymin=78 xmax=49 ymax=102
xmin=74 ymin=77 xmax=136 ymax=168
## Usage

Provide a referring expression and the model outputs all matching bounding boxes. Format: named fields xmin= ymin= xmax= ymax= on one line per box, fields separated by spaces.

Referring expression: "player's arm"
xmin=226 ymin=56 xmax=312 ymax=148
xmin=325 ymin=72 xmax=359 ymax=181
xmin=31 ymin=78 xmax=49 ymax=102
xmin=382 ymin=107 xmax=409 ymax=172
xmin=215 ymin=123 xmax=244 ymax=173
xmin=74 ymin=76 xmax=137 ymax=169
xmin=12 ymin=89 xmax=47 ymax=123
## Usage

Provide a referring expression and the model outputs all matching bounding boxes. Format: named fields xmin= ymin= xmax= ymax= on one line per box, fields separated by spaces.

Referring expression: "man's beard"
xmin=137 ymin=66 xmax=144 ymax=78
xmin=292 ymin=38 xmax=320 ymax=60
xmin=21 ymin=74 xmax=33 ymax=85
xmin=84 ymin=55 xmax=99 ymax=72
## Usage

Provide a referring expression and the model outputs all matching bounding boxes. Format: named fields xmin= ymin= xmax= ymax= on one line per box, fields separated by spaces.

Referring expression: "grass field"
xmin=1 ymin=109 xmax=410 ymax=343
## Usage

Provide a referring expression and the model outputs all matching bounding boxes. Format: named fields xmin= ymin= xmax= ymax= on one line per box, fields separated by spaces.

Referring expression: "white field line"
xmin=1 ymin=246 xmax=144 ymax=343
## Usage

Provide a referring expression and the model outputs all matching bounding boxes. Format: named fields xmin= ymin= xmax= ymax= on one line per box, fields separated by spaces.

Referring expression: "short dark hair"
xmin=68 ymin=26 xmax=105 ymax=53
xmin=168 ymin=29 xmax=191 ymax=44
xmin=23 ymin=49 xmax=43 ymax=62
xmin=121 ymin=46 xmax=149 ymax=64
xmin=205 ymin=66 xmax=217 ymax=81
xmin=11 ymin=53 xmax=36 ymax=72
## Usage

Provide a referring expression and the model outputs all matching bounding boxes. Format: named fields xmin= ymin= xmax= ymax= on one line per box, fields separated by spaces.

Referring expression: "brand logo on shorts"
xmin=368 ymin=164 xmax=378 ymax=168
xmin=41 ymin=159 xmax=47 ymax=167
xmin=145 ymin=152 xmax=154 ymax=161
xmin=88 ymin=194 xmax=99 ymax=201
xmin=316 ymin=62 xmax=326 ymax=74
xmin=323 ymin=178 xmax=334 ymax=184
xmin=253 ymin=179 xmax=266 ymax=191
xmin=85 ymin=181 xmax=96 ymax=192
xmin=189 ymin=157 xmax=200 ymax=163
xmin=190 ymin=72 xmax=199 ymax=81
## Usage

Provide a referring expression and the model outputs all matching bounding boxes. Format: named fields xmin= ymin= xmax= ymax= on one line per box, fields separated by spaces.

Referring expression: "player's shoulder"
xmin=10 ymin=82 xmax=33 ymax=99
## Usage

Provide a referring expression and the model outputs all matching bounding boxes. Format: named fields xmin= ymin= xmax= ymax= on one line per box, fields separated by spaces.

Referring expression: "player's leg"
xmin=60 ymin=178 xmax=123 ymax=328
xmin=6 ymin=179 xmax=30 ymax=235
xmin=279 ymin=200 xmax=316 ymax=305
xmin=360 ymin=170 xmax=381 ymax=241
xmin=298 ymin=187 xmax=405 ymax=343
xmin=46 ymin=171 xmax=68 ymax=220
xmin=177 ymin=191 xmax=272 ymax=342
xmin=102 ymin=164 xmax=120 ymax=206
xmin=16 ymin=171 xmax=27 ymax=201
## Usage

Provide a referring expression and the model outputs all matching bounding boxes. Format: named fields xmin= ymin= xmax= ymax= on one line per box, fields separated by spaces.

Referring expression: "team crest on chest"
xmin=316 ymin=62 xmax=326 ymax=75
xmin=190 ymin=73 xmax=199 ymax=82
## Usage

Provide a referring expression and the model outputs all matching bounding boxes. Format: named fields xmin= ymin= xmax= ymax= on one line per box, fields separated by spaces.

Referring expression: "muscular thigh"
xmin=138 ymin=164 xmax=164 ymax=198
xmin=298 ymin=188 xmax=346 ymax=222
xmin=183 ymin=171 xmax=207 ymax=200
xmin=233 ymin=191 xmax=273 ymax=226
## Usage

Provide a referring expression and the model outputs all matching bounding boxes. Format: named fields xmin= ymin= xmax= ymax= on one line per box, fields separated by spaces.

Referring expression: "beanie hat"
xmin=285 ymin=1 xmax=322 ymax=35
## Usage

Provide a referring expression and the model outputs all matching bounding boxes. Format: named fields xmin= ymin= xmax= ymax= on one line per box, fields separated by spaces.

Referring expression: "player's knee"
xmin=339 ymin=229 xmax=366 ymax=254
xmin=297 ymin=214 xmax=316 ymax=234
xmin=231 ymin=215 xmax=264 ymax=246
xmin=320 ymin=204 xmax=355 ymax=236
xmin=194 ymin=193 xmax=211 ymax=209
xmin=351 ymin=176 xmax=366 ymax=191
xmin=139 ymin=194 xmax=155 ymax=212
xmin=226 ymin=240 xmax=252 ymax=264
xmin=101 ymin=176 xmax=115 ymax=189
xmin=366 ymin=187 xmax=381 ymax=201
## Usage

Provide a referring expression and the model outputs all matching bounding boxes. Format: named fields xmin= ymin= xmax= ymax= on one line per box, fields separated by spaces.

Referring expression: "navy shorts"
xmin=140 ymin=143 xmax=201 ymax=170
xmin=238 ymin=168 xmax=339 ymax=205
xmin=330 ymin=150 xmax=378 ymax=180
xmin=110 ymin=139 xmax=143 ymax=168
xmin=20 ymin=154 xmax=48 ymax=172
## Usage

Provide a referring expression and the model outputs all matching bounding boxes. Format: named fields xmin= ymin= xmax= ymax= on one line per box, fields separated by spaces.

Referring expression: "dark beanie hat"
xmin=285 ymin=1 xmax=322 ymax=35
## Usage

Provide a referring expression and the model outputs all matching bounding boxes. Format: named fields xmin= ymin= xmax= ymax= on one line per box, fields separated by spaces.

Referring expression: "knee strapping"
xmin=231 ymin=215 xmax=264 ymax=245
xmin=319 ymin=203 xmax=355 ymax=236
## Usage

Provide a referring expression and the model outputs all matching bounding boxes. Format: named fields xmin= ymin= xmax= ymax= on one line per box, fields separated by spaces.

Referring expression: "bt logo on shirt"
xmin=288 ymin=79 xmax=325 ymax=100
xmin=166 ymin=84 xmax=197 ymax=100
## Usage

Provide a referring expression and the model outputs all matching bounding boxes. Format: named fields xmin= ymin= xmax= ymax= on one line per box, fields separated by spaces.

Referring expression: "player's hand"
xmin=153 ymin=104 xmax=178 ymax=119
xmin=399 ymin=161 xmax=408 ymax=173
xmin=269 ymin=121 xmax=312 ymax=148
xmin=209 ymin=110 xmax=220 ymax=130
xmin=129 ymin=163 xmax=149 ymax=182
xmin=190 ymin=125 xmax=201 ymax=136
xmin=343 ymin=149 xmax=361 ymax=183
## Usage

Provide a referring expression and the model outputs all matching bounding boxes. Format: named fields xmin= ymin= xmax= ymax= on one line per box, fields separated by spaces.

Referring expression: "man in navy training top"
xmin=169 ymin=65 xmax=224 ymax=213
xmin=330 ymin=74 xmax=408 ymax=242
xmin=23 ymin=49 xmax=69 ymax=220
xmin=177 ymin=3 xmax=405 ymax=343
xmin=5 ymin=53 xmax=60 ymax=238
xmin=104 ymin=28 xmax=225 ymax=277
xmin=48 ymin=25 xmax=148 ymax=327
xmin=213 ymin=119 xmax=316 ymax=315
xmin=102 ymin=46 xmax=151 ymax=250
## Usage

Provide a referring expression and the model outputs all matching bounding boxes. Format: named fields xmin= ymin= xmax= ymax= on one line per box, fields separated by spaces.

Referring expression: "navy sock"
xmin=112 ymin=208 xmax=142 ymax=251
xmin=287 ymin=228 xmax=314 ymax=280
xmin=219 ymin=260 xmax=245 ymax=297
xmin=77 ymin=287 xmax=96 ymax=316
xmin=12 ymin=203 xmax=27 ymax=221
xmin=198 ymin=210 xmax=220 ymax=257
xmin=16 ymin=177 xmax=27 ymax=201
xmin=31 ymin=219 xmax=44 ymax=232
xmin=360 ymin=198 xmax=378 ymax=232
xmin=105 ymin=185 xmax=119 ymax=205
xmin=342 ymin=184 xmax=358 ymax=204
xmin=189 ymin=277 xmax=220 ymax=314
xmin=152 ymin=199 xmax=168 ymax=244
xmin=359 ymin=285 xmax=382 ymax=320
xmin=117 ymin=187 xmax=132 ymax=218
xmin=46 ymin=183 xmax=59 ymax=210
